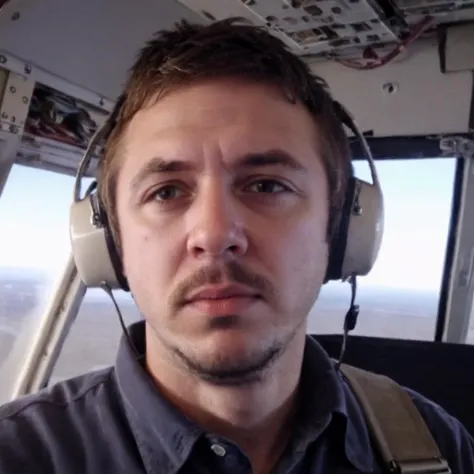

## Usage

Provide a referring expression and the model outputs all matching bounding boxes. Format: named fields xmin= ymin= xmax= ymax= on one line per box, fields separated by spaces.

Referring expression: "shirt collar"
xmin=114 ymin=321 xmax=375 ymax=473
xmin=115 ymin=321 xmax=203 ymax=474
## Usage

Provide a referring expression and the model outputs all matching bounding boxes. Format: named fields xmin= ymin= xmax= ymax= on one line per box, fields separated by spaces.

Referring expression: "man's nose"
xmin=186 ymin=185 xmax=248 ymax=260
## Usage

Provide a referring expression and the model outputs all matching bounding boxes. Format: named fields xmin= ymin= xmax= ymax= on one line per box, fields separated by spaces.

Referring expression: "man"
xmin=0 ymin=18 xmax=473 ymax=474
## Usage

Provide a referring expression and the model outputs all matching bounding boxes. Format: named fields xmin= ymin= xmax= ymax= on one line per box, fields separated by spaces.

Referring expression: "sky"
xmin=0 ymin=157 xmax=456 ymax=292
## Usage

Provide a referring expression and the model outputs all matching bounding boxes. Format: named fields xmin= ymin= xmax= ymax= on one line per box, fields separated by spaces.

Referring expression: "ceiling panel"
xmin=311 ymin=39 xmax=473 ymax=136
xmin=0 ymin=0 xmax=202 ymax=100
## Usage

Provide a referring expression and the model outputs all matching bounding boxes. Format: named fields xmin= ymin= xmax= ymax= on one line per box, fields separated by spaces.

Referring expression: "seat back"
xmin=312 ymin=334 xmax=474 ymax=436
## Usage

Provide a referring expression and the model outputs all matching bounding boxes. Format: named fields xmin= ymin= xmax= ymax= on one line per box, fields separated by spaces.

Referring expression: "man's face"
xmin=116 ymin=79 xmax=329 ymax=383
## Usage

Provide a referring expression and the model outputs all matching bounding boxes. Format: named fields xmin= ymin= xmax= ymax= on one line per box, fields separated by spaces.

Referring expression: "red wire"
xmin=336 ymin=16 xmax=435 ymax=70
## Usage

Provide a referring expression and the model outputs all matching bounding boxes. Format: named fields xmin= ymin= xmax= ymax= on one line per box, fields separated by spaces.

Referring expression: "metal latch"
xmin=439 ymin=136 xmax=474 ymax=159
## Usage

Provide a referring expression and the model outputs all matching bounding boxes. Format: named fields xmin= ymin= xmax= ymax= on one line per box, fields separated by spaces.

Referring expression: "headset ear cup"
xmin=325 ymin=177 xmax=356 ymax=282
xmin=325 ymin=177 xmax=384 ymax=282
xmin=341 ymin=179 xmax=384 ymax=278
xmin=70 ymin=193 xmax=129 ymax=291
xmin=97 ymin=199 xmax=129 ymax=291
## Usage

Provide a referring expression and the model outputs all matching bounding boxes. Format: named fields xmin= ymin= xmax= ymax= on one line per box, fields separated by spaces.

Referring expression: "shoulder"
xmin=404 ymin=387 xmax=474 ymax=473
xmin=0 ymin=368 xmax=116 ymax=473
xmin=0 ymin=367 xmax=114 ymax=423
xmin=0 ymin=367 xmax=114 ymax=416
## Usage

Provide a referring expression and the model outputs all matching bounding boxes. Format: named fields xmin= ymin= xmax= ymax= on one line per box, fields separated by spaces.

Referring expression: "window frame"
xmin=438 ymin=154 xmax=474 ymax=343
xmin=352 ymin=136 xmax=467 ymax=343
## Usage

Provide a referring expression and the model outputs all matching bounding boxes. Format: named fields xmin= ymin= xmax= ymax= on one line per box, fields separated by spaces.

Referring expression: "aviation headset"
xmin=69 ymin=98 xmax=384 ymax=291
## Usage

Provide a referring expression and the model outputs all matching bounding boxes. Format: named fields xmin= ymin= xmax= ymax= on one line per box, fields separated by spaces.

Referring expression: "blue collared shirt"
xmin=0 ymin=321 xmax=473 ymax=473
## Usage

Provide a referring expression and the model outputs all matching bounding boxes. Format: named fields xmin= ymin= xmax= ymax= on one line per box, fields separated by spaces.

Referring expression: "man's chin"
xmin=172 ymin=336 xmax=283 ymax=386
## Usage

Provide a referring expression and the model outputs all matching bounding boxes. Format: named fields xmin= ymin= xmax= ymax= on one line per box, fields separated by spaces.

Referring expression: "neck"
xmin=146 ymin=329 xmax=307 ymax=474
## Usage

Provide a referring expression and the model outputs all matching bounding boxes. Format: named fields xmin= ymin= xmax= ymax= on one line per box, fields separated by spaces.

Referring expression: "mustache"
xmin=170 ymin=261 xmax=275 ymax=309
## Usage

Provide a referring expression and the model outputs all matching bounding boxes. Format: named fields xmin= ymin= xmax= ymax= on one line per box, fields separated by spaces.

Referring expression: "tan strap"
xmin=339 ymin=363 xmax=451 ymax=473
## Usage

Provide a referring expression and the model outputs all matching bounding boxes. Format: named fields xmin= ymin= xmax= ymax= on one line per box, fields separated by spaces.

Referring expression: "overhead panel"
xmin=235 ymin=0 xmax=399 ymax=56
xmin=177 ymin=0 xmax=474 ymax=59
xmin=396 ymin=0 xmax=474 ymax=24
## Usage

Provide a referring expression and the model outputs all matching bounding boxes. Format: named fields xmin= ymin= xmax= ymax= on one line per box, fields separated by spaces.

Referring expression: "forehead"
xmin=120 ymin=79 xmax=323 ymax=171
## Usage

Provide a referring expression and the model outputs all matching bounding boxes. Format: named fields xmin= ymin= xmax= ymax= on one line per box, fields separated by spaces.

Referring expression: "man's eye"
xmin=151 ymin=185 xmax=185 ymax=201
xmin=246 ymin=180 xmax=289 ymax=194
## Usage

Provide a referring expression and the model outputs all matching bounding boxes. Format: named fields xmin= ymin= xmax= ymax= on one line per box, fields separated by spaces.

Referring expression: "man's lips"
xmin=184 ymin=284 xmax=261 ymax=303
xmin=183 ymin=284 xmax=261 ymax=315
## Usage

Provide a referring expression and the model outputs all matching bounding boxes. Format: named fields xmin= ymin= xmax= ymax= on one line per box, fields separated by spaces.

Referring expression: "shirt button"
xmin=211 ymin=443 xmax=227 ymax=457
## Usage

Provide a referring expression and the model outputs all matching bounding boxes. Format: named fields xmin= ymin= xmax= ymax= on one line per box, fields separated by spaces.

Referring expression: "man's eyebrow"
xmin=130 ymin=157 xmax=196 ymax=192
xmin=234 ymin=150 xmax=307 ymax=172
xmin=129 ymin=149 xmax=306 ymax=192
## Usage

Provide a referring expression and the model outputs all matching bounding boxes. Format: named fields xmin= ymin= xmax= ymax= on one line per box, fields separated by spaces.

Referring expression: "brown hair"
xmin=98 ymin=17 xmax=352 ymax=245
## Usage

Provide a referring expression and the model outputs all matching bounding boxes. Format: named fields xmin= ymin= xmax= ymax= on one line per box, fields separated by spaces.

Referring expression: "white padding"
xmin=341 ymin=179 xmax=384 ymax=279
xmin=69 ymin=197 xmax=121 ymax=289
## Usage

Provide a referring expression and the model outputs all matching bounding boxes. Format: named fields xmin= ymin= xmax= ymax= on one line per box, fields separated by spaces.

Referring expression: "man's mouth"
xmin=184 ymin=284 xmax=261 ymax=315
